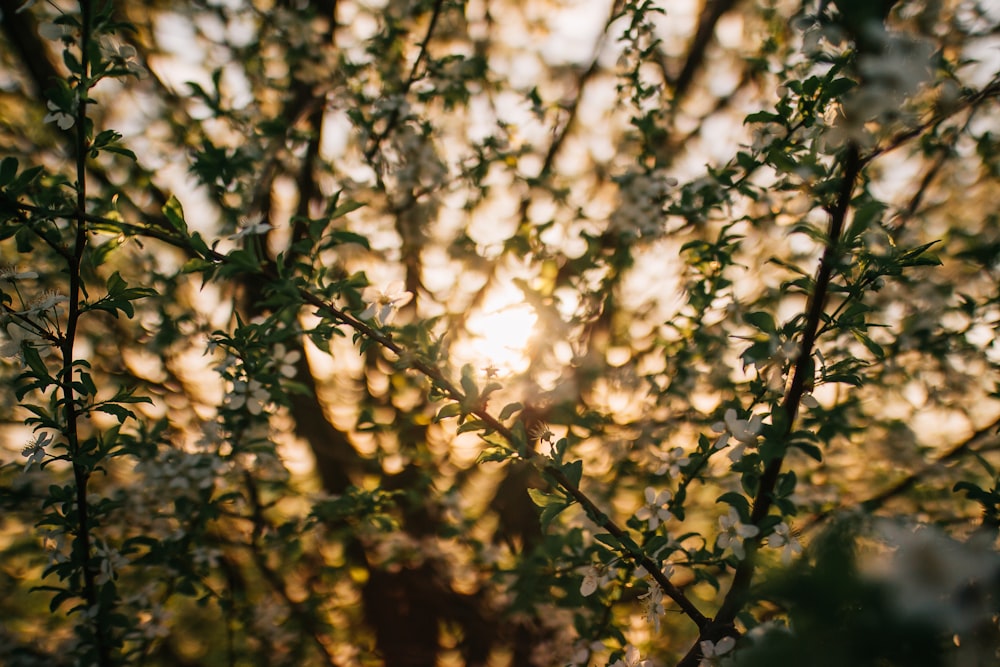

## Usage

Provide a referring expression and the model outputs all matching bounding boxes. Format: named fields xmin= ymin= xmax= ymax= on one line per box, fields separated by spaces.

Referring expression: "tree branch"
xmin=18 ymin=201 xmax=712 ymax=631
xmin=675 ymin=143 xmax=862 ymax=667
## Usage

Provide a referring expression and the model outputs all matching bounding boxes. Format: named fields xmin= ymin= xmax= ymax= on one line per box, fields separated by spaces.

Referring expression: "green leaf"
xmin=526 ymin=487 xmax=552 ymax=508
xmin=456 ymin=418 xmax=487 ymax=435
xmin=20 ymin=345 xmax=54 ymax=385
xmin=77 ymin=370 xmax=98 ymax=397
xmin=162 ymin=195 xmax=188 ymax=234
xmin=181 ymin=258 xmax=216 ymax=273
xmin=459 ymin=363 xmax=478 ymax=401
xmin=0 ymin=157 xmax=17 ymax=187
xmin=322 ymin=229 xmax=370 ymax=250
xmin=15 ymin=225 xmax=34 ymax=252
xmin=845 ymin=199 xmax=886 ymax=242
xmin=477 ymin=445 xmax=512 ymax=463
xmin=94 ymin=404 xmax=137 ymax=424
xmin=329 ymin=200 xmax=365 ymax=219
xmin=744 ymin=310 xmax=777 ymax=334
xmin=562 ymin=459 xmax=583 ymax=486
xmin=62 ymin=49 xmax=82 ymax=75
xmin=6 ymin=165 xmax=43 ymax=194
xmin=539 ymin=500 xmax=570 ymax=530
xmin=22 ymin=403 xmax=55 ymax=428
xmin=499 ymin=402 xmax=523 ymax=420
xmin=102 ymin=145 xmax=137 ymax=160
xmin=736 ymin=151 xmax=759 ymax=172
xmin=823 ymin=76 xmax=856 ymax=97
xmin=898 ymin=240 xmax=942 ymax=267
xmin=85 ymin=272 xmax=157 ymax=319
xmin=744 ymin=110 xmax=783 ymax=124
xmin=594 ymin=533 xmax=621 ymax=549
xmin=776 ymin=470 xmax=798 ymax=498
xmin=717 ymin=492 xmax=750 ymax=516
xmin=953 ymin=481 xmax=985 ymax=496
xmin=41 ymin=587 xmax=73 ymax=613
xmin=480 ymin=381 xmax=502 ymax=402
xmin=852 ymin=329 xmax=885 ymax=359
xmin=510 ymin=421 xmax=529 ymax=453
xmin=93 ymin=129 xmax=120 ymax=148
xmin=434 ymin=403 xmax=462 ymax=422
xmin=792 ymin=441 xmax=823 ymax=461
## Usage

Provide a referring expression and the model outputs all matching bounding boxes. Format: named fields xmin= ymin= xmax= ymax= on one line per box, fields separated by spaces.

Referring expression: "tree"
xmin=1 ymin=0 xmax=999 ymax=665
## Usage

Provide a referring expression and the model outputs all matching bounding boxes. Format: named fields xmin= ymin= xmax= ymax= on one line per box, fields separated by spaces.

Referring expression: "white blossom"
xmin=41 ymin=529 xmax=70 ymax=567
xmin=0 ymin=337 xmax=20 ymax=359
xmin=717 ymin=507 xmax=759 ymax=560
xmin=801 ymin=392 xmax=820 ymax=409
xmin=569 ymin=640 xmax=605 ymax=666
xmin=766 ymin=522 xmax=803 ymax=565
xmin=227 ymin=378 xmax=269 ymax=415
xmin=797 ymin=14 xmax=848 ymax=58
xmin=825 ymin=29 xmax=935 ymax=146
xmin=750 ymin=338 xmax=799 ymax=391
xmin=652 ymin=445 xmax=690 ymax=479
xmin=272 ymin=343 xmax=301 ymax=378
xmin=1 ymin=323 xmax=28 ymax=359
xmin=43 ymin=100 xmax=75 ymax=130
xmin=38 ymin=21 xmax=72 ymax=41
xmin=94 ymin=540 xmax=129 ymax=585
xmin=229 ymin=214 xmax=273 ymax=240
xmin=0 ymin=265 xmax=38 ymax=282
xmin=580 ymin=564 xmax=606 ymax=597
xmin=712 ymin=408 xmax=763 ymax=461
xmin=610 ymin=644 xmax=650 ymax=667
xmin=192 ymin=546 xmax=221 ymax=569
xmin=635 ymin=486 xmax=673 ymax=530
xmin=609 ymin=169 xmax=678 ymax=239
xmin=390 ymin=124 xmax=447 ymax=191
xmin=699 ymin=636 xmax=736 ymax=667
xmin=635 ymin=560 xmax=674 ymax=582
xmin=136 ymin=605 xmax=172 ymax=639
xmin=21 ymin=431 xmax=51 ymax=472
xmin=749 ymin=121 xmax=784 ymax=154
xmin=359 ymin=281 xmax=412 ymax=326
xmin=857 ymin=32 xmax=933 ymax=102
xmin=638 ymin=582 xmax=665 ymax=631
xmin=25 ymin=289 xmax=69 ymax=314
xmin=715 ymin=409 xmax=763 ymax=445
xmin=530 ymin=422 xmax=555 ymax=446
xmin=99 ymin=37 xmax=148 ymax=78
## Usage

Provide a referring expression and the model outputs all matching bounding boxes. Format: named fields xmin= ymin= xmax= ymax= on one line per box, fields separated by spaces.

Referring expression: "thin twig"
xmin=363 ymin=0 xmax=446 ymax=162
xmin=805 ymin=415 xmax=1000 ymax=529
xmin=61 ymin=2 xmax=111 ymax=664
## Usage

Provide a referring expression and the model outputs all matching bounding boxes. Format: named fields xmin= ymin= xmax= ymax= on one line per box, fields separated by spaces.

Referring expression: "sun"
xmin=454 ymin=285 xmax=538 ymax=376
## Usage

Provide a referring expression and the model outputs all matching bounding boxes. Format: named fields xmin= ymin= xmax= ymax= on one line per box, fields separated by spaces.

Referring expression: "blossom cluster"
xmin=609 ymin=170 xmax=678 ymax=240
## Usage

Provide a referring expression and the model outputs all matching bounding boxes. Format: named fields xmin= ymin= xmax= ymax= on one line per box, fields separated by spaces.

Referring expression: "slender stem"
xmin=62 ymin=2 xmax=109 ymax=664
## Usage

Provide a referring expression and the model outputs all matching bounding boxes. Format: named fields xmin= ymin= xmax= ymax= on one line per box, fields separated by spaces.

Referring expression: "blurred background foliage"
xmin=0 ymin=0 xmax=999 ymax=665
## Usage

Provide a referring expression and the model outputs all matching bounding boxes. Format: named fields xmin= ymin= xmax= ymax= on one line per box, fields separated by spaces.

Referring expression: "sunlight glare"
xmin=455 ymin=287 xmax=538 ymax=376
